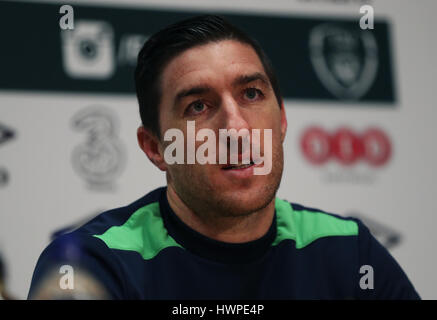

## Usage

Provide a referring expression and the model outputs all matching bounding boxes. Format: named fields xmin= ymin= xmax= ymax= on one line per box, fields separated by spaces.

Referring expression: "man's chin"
xmin=211 ymin=187 xmax=275 ymax=218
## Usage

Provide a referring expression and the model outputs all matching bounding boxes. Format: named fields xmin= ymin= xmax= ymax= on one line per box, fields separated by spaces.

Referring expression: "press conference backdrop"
xmin=0 ymin=0 xmax=435 ymax=299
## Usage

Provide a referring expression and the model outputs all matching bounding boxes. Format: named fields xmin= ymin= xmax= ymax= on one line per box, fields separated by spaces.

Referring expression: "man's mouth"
xmin=222 ymin=161 xmax=255 ymax=170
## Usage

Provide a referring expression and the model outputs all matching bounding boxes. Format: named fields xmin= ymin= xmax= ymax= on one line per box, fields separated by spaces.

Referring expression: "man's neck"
xmin=166 ymin=185 xmax=275 ymax=243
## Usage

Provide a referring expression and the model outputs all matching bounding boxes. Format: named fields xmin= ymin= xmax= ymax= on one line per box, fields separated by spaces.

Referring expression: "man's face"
xmin=157 ymin=40 xmax=287 ymax=217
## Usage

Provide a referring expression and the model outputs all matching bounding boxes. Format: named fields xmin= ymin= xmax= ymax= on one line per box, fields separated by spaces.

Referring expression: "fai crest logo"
xmin=309 ymin=23 xmax=378 ymax=100
xmin=71 ymin=107 xmax=125 ymax=190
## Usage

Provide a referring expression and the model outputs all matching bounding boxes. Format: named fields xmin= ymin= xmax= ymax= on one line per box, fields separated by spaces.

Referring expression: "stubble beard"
xmin=167 ymin=144 xmax=284 ymax=221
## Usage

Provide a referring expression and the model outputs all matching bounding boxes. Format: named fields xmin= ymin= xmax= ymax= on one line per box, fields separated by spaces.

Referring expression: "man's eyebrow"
xmin=232 ymin=72 xmax=270 ymax=87
xmin=173 ymin=73 xmax=269 ymax=107
xmin=174 ymin=86 xmax=211 ymax=105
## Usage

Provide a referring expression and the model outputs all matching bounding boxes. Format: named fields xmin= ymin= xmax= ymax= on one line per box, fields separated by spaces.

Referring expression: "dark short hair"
xmin=135 ymin=14 xmax=282 ymax=138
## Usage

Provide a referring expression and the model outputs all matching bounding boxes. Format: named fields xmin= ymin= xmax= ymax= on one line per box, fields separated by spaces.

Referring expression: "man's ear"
xmin=137 ymin=126 xmax=167 ymax=171
xmin=280 ymin=101 xmax=288 ymax=143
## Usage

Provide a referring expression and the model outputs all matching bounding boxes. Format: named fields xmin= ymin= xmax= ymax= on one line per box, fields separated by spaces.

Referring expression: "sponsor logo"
xmin=309 ymin=23 xmax=378 ymax=100
xmin=71 ymin=107 xmax=126 ymax=190
xmin=61 ymin=20 xmax=116 ymax=79
xmin=0 ymin=123 xmax=15 ymax=188
xmin=60 ymin=19 xmax=148 ymax=79
xmin=0 ymin=123 xmax=15 ymax=146
xmin=349 ymin=212 xmax=402 ymax=250
xmin=117 ymin=34 xmax=149 ymax=67
xmin=0 ymin=168 xmax=8 ymax=187
xmin=300 ymin=126 xmax=392 ymax=184
xmin=301 ymin=126 xmax=391 ymax=167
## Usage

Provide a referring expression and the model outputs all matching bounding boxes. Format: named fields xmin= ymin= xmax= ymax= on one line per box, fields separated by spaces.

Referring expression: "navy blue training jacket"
xmin=28 ymin=187 xmax=420 ymax=299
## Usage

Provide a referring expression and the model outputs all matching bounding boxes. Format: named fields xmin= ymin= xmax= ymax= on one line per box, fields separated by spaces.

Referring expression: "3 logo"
xmin=0 ymin=169 xmax=8 ymax=187
xmin=300 ymin=126 xmax=391 ymax=167
xmin=71 ymin=107 xmax=126 ymax=190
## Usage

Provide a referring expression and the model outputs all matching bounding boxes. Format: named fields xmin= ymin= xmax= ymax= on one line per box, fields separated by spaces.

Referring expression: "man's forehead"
xmin=161 ymin=40 xmax=267 ymax=91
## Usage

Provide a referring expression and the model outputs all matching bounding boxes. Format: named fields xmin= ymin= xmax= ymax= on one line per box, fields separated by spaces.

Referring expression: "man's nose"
xmin=219 ymin=95 xmax=250 ymax=132
xmin=218 ymin=94 xmax=251 ymax=159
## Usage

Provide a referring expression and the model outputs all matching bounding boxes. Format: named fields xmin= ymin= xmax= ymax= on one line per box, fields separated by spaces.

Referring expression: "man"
xmin=28 ymin=15 xmax=420 ymax=299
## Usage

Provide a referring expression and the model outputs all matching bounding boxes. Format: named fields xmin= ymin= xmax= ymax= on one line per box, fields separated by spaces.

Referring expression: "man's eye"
xmin=187 ymin=101 xmax=206 ymax=115
xmin=244 ymin=87 xmax=263 ymax=100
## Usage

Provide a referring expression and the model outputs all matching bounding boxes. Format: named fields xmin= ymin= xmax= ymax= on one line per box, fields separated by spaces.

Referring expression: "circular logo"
xmin=300 ymin=126 xmax=391 ymax=167
xmin=300 ymin=126 xmax=331 ymax=165
xmin=79 ymin=39 xmax=98 ymax=60
xmin=331 ymin=127 xmax=363 ymax=165
xmin=361 ymin=128 xmax=391 ymax=167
